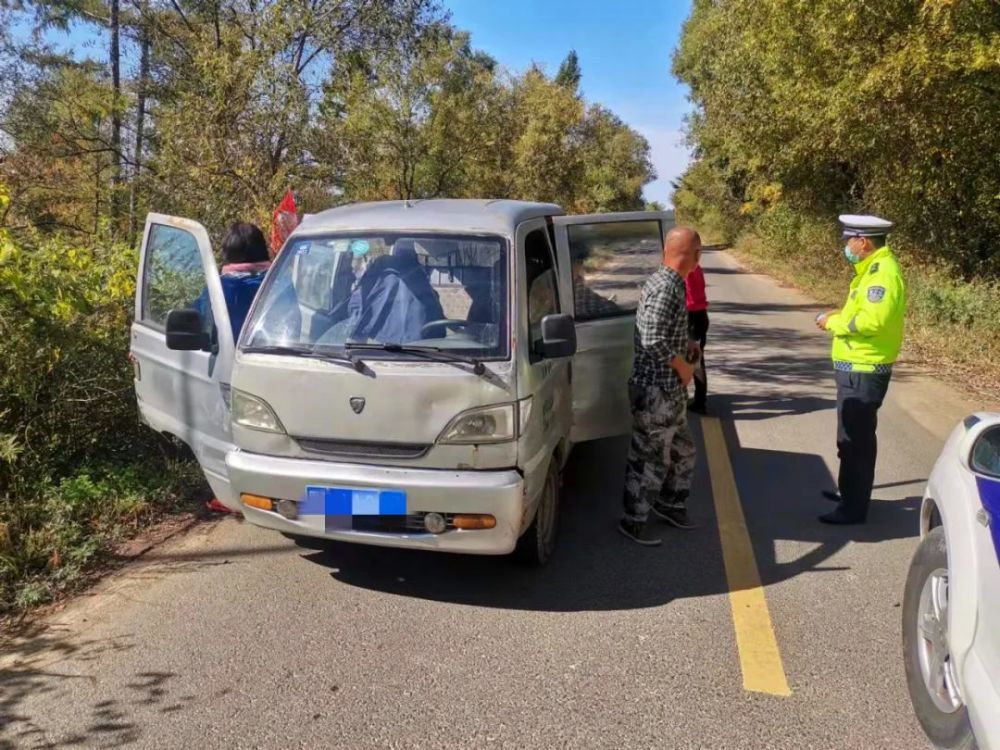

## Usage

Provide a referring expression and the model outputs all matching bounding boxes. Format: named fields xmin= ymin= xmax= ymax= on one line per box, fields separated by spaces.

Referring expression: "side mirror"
xmin=538 ymin=313 xmax=577 ymax=359
xmin=165 ymin=308 xmax=209 ymax=351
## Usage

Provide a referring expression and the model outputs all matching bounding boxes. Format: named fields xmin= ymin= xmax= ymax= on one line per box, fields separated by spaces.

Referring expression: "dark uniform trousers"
xmin=688 ymin=310 xmax=709 ymax=407
xmin=835 ymin=370 xmax=891 ymax=520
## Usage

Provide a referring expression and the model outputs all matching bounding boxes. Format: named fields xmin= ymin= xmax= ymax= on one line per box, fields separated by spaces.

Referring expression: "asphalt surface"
xmin=1 ymin=247 xmax=988 ymax=749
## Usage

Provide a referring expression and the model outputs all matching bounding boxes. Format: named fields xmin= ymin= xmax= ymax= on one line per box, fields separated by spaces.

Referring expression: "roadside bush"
xmin=0 ymin=190 xmax=204 ymax=613
xmin=4 ymin=462 xmax=204 ymax=609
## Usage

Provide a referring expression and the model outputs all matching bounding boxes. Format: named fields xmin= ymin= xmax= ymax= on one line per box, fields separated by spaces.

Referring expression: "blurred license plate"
xmin=304 ymin=486 xmax=407 ymax=516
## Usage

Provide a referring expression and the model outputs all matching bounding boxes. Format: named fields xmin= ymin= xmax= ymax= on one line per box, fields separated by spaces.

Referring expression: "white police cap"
xmin=839 ymin=214 xmax=894 ymax=238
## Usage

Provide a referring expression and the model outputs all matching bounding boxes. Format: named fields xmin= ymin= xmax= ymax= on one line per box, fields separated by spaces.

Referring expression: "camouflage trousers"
xmin=623 ymin=384 xmax=697 ymax=523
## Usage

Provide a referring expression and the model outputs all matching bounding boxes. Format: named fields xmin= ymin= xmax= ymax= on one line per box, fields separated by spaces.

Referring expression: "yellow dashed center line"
xmin=702 ymin=416 xmax=792 ymax=697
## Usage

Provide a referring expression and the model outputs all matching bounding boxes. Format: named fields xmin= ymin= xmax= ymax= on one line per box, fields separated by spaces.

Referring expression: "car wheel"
xmin=902 ymin=526 xmax=976 ymax=750
xmin=514 ymin=460 xmax=561 ymax=566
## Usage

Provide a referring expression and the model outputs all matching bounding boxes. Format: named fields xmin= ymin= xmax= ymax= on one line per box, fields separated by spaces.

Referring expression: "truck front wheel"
xmin=514 ymin=461 xmax=561 ymax=566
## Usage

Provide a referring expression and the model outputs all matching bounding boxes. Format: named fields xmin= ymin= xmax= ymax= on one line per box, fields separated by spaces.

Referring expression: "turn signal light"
xmin=452 ymin=514 xmax=496 ymax=530
xmin=240 ymin=493 xmax=274 ymax=511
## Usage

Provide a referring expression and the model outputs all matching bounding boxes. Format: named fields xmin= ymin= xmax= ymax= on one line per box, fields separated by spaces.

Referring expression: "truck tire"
xmin=514 ymin=460 xmax=560 ymax=566
xmin=902 ymin=526 xmax=976 ymax=750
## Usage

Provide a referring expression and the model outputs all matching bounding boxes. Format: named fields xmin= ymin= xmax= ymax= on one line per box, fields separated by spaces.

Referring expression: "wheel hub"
xmin=916 ymin=568 xmax=963 ymax=714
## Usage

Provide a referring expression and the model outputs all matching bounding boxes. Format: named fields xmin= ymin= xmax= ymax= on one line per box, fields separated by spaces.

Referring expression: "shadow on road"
xmin=0 ymin=627 xmax=198 ymax=749
xmin=296 ymin=437 xmax=731 ymax=612
xmin=707 ymin=320 xmax=835 ymax=414
xmin=712 ymin=414 xmax=920 ymax=589
xmin=294 ymin=422 xmax=918 ymax=612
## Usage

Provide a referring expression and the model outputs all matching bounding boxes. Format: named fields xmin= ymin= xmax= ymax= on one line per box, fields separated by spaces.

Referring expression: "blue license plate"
xmin=303 ymin=486 xmax=407 ymax=516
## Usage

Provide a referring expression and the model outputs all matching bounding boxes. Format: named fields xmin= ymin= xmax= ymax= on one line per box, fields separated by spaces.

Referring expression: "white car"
xmin=904 ymin=413 xmax=1000 ymax=750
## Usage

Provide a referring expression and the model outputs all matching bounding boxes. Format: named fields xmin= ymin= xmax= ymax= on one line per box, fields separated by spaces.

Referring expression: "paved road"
xmin=1 ymin=248 xmax=987 ymax=749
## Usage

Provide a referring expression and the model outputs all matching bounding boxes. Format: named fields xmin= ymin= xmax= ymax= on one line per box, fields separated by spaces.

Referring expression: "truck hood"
xmin=232 ymin=353 xmax=516 ymax=446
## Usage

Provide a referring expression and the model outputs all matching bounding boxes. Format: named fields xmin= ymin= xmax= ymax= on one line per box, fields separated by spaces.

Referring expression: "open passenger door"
xmin=130 ymin=214 xmax=239 ymax=508
xmin=551 ymin=210 xmax=675 ymax=443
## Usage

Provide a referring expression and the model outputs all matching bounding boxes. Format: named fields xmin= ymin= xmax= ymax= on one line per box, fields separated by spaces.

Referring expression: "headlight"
xmin=232 ymin=390 xmax=285 ymax=434
xmin=439 ymin=403 xmax=516 ymax=444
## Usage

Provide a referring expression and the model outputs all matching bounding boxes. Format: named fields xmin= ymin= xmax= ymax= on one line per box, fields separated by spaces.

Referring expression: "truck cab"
xmin=131 ymin=200 xmax=673 ymax=564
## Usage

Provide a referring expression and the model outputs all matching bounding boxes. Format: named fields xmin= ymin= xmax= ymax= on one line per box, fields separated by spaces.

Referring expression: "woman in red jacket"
xmin=685 ymin=263 xmax=709 ymax=413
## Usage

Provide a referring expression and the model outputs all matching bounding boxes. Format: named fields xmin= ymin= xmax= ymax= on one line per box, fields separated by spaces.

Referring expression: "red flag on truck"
xmin=270 ymin=189 xmax=298 ymax=255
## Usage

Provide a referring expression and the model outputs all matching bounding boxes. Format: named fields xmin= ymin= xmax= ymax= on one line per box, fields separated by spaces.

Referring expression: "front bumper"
xmin=225 ymin=450 xmax=525 ymax=555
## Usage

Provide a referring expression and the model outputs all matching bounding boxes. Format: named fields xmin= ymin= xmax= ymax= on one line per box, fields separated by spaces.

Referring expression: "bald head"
xmin=662 ymin=226 xmax=702 ymax=277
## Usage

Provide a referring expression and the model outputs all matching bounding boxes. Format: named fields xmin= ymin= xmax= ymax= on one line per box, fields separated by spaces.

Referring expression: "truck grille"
xmin=295 ymin=438 xmax=430 ymax=460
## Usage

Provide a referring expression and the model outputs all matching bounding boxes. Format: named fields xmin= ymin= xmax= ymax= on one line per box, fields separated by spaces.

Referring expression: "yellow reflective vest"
xmin=825 ymin=245 xmax=906 ymax=372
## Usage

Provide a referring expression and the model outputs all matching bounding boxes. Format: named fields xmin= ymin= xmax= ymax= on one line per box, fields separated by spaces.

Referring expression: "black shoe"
xmin=687 ymin=400 xmax=707 ymax=415
xmin=818 ymin=508 xmax=866 ymax=525
xmin=821 ymin=490 xmax=842 ymax=503
xmin=618 ymin=519 xmax=663 ymax=546
xmin=650 ymin=502 xmax=698 ymax=529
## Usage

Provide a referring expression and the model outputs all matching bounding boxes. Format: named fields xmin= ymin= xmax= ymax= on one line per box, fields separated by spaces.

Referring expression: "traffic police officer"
xmin=815 ymin=215 xmax=907 ymax=524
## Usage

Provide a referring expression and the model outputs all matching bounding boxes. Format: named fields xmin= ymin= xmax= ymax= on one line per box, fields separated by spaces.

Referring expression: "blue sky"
xmin=448 ymin=0 xmax=693 ymax=206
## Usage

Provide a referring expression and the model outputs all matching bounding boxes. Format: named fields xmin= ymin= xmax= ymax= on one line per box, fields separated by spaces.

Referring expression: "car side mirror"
xmin=165 ymin=308 xmax=209 ymax=351
xmin=538 ymin=313 xmax=577 ymax=359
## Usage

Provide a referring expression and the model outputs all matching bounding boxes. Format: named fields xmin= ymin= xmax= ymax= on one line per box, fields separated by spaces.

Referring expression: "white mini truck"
xmin=131 ymin=200 xmax=672 ymax=564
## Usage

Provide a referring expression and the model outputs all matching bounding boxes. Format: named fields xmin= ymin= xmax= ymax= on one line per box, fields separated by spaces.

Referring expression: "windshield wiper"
xmin=345 ymin=342 xmax=486 ymax=376
xmin=242 ymin=344 xmax=366 ymax=373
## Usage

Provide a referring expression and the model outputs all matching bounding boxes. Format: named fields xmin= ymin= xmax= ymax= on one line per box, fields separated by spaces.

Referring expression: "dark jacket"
xmin=350 ymin=256 xmax=445 ymax=343
xmin=193 ymin=262 xmax=270 ymax=342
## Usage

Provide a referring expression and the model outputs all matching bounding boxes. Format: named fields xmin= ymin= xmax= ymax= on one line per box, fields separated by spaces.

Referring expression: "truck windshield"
xmin=242 ymin=233 xmax=508 ymax=359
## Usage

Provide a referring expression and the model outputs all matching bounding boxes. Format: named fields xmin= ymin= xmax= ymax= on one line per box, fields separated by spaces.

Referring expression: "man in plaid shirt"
xmin=619 ymin=227 xmax=702 ymax=546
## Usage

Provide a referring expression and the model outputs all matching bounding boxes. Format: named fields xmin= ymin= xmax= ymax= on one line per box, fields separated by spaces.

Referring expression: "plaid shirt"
xmin=630 ymin=267 xmax=688 ymax=393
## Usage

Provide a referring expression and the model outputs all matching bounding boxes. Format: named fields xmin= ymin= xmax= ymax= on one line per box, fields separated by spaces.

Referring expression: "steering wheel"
xmin=420 ymin=319 xmax=470 ymax=337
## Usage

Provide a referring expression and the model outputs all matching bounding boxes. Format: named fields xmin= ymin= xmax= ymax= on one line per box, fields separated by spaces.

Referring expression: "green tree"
xmin=144 ymin=0 xmax=441 ymax=234
xmin=507 ymin=66 xmax=585 ymax=206
xmin=314 ymin=34 xmax=653 ymax=210
xmin=1 ymin=64 xmax=120 ymax=235
xmin=576 ymin=105 xmax=653 ymax=212
xmin=315 ymin=26 xmax=509 ymax=201
xmin=673 ymin=0 xmax=1000 ymax=276
xmin=555 ymin=49 xmax=581 ymax=90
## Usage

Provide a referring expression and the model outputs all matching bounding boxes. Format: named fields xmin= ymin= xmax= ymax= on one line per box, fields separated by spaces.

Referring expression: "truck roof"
xmin=295 ymin=199 xmax=564 ymax=237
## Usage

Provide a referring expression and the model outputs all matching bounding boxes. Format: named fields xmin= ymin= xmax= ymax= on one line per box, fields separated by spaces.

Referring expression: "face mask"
xmin=843 ymin=244 xmax=862 ymax=264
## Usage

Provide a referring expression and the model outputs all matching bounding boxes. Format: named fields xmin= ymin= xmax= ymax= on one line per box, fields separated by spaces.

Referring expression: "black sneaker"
xmin=687 ymin=400 xmax=707 ymax=415
xmin=650 ymin=502 xmax=698 ymax=529
xmin=821 ymin=490 xmax=842 ymax=503
xmin=618 ymin=519 xmax=663 ymax=546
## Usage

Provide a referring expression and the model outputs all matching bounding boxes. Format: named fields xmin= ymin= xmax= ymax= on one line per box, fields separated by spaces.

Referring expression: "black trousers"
xmin=688 ymin=310 xmax=709 ymax=407
xmin=835 ymin=370 xmax=891 ymax=519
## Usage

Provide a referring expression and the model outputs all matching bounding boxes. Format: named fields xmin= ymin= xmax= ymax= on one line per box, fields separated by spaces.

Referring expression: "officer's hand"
xmin=815 ymin=312 xmax=833 ymax=330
